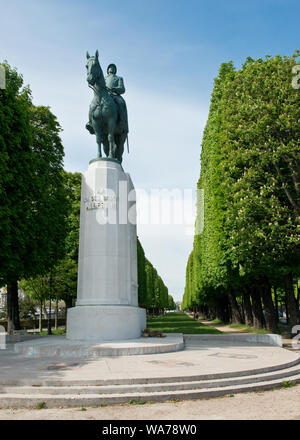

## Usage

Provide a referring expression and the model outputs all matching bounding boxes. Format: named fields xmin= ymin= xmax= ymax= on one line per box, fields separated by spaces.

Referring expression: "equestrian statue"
xmin=85 ymin=50 xmax=129 ymax=163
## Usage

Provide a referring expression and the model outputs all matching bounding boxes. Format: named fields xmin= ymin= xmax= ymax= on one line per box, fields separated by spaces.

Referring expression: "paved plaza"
xmin=0 ymin=336 xmax=298 ymax=384
xmin=0 ymin=335 xmax=299 ymax=409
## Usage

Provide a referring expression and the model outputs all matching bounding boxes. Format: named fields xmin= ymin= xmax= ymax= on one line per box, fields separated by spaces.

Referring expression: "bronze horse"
xmin=86 ymin=50 xmax=128 ymax=163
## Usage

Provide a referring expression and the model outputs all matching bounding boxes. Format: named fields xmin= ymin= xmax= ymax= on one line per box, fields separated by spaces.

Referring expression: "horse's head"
xmin=86 ymin=50 xmax=101 ymax=86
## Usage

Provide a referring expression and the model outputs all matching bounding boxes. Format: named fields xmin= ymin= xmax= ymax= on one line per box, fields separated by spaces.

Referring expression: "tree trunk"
xmin=215 ymin=296 xmax=230 ymax=323
xmin=240 ymin=301 xmax=245 ymax=324
xmin=208 ymin=307 xmax=215 ymax=320
xmin=223 ymin=299 xmax=231 ymax=323
xmin=243 ymin=288 xmax=253 ymax=326
xmin=259 ymin=279 xmax=278 ymax=334
xmin=228 ymin=288 xmax=242 ymax=324
xmin=251 ymin=287 xmax=265 ymax=329
xmin=205 ymin=306 xmax=210 ymax=319
xmin=64 ymin=296 xmax=73 ymax=321
xmin=273 ymin=286 xmax=279 ymax=324
xmin=203 ymin=306 xmax=210 ymax=319
xmin=214 ymin=304 xmax=222 ymax=322
xmin=39 ymin=300 xmax=42 ymax=332
xmin=284 ymin=273 xmax=300 ymax=329
xmin=284 ymin=295 xmax=289 ymax=324
xmin=7 ymin=279 xmax=20 ymax=334
xmin=43 ymin=301 xmax=48 ymax=319
xmin=55 ymin=299 xmax=58 ymax=330
xmin=47 ymin=298 xmax=52 ymax=335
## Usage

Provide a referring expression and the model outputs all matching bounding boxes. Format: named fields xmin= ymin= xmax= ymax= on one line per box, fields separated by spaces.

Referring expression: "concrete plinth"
xmin=67 ymin=158 xmax=146 ymax=341
xmin=67 ymin=305 xmax=146 ymax=341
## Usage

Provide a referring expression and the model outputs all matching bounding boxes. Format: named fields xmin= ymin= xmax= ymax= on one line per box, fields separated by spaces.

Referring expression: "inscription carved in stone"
xmin=84 ymin=189 xmax=117 ymax=210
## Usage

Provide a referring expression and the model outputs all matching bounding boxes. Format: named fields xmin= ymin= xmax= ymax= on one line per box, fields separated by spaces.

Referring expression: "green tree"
xmin=137 ymin=237 xmax=147 ymax=308
xmin=59 ymin=171 xmax=82 ymax=310
xmin=168 ymin=294 xmax=176 ymax=310
xmin=0 ymin=62 xmax=68 ymax=333
xmin=183 ymin=51 xmax=300 ymax=332
xmin=182 ymin=62 xmax=237 ymax=321
xmin=219 ymin=52 xmax=300 ymax=330
xmin=63 ymin=171 xmax=82 ymax=262
xmin=18 ymin=295 xmax=38 ymax=320
xmin=0 ymin=62 xmax=32 ymax=332
xmin=143 ymin=257 xmax=169 ymax=315
xmin=20 ymin=171 xmax=82 ymax=324
xmin=145 ymin=259 xmax=155 ymax=311
xmin=19 ymin=276 xmax=50 ymax=331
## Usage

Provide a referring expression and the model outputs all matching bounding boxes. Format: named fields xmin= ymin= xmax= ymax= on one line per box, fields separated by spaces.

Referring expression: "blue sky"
xmin=1 ymin=0 xmax=299 ymax=302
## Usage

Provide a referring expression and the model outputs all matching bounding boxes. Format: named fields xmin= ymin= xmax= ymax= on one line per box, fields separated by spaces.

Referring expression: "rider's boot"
xmin=86 ymin=122 xmax=95 ymax=134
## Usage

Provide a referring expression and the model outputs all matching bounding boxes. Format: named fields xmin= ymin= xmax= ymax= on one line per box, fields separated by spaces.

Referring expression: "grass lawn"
xmin=147 ymin=312 xmax=222 ymax=334
xmin=228 ymin=323 xmax=269 ymax=334
xmin=33 ymin=328 xmax=66 ymax=335
xmin=201 ymin=319 xmax=270 ymax=334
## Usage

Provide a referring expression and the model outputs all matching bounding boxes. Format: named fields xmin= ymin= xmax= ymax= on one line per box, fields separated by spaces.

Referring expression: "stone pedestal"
xmin=67 ymin=158 xmax=146 ymax=341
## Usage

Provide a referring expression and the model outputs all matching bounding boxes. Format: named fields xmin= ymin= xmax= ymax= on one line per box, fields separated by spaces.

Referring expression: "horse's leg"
xmin=116 ymin=132 xmax=127 ymax=163
xmin=102 ymin=135 xmax=109 ymax=158
xmin=86 ymin=106 xmax=95 ymax=134
xmin=93 ymin=120 xmax=102 ymax=158
xmin=107 ymin=118 xmax=117 ymax=159
xmin=92 ymin=111 xmax=102 ymax=158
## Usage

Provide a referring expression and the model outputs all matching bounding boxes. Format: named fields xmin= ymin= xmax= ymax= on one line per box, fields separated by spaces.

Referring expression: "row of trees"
xmin=182 ymin=52 xmax=300 ymax=334
xmin=137 ymin=239 xmax=175 ymax=314
xmin=1 ymin=61 xmax=174 ymax=332
xmin=19 ymin=170 xmax=81 ymax=324
xmin=0 ymin=62 xmax=69 ymax=333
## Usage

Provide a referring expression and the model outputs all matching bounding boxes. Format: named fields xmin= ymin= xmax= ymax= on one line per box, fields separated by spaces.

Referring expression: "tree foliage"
xmin=137 ymin=238 xmax=171 ymax=313
xmin=0 ymin=62 xmax=68 ymax=332
xmin=182 ymin=51 xmax=300 ymax=331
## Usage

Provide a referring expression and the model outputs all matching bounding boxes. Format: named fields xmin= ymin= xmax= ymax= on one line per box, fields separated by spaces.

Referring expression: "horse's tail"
xmin=126 ymin=135 xmax=129 ymax=154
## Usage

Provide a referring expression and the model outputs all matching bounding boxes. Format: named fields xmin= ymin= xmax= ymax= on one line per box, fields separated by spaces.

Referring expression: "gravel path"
xmin=199 ymin=319 xmax=253 ymax=333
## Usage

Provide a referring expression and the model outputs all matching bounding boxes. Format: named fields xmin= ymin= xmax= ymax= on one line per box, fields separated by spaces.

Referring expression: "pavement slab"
xmin=0 ymin=336 xmax=299 ymax=385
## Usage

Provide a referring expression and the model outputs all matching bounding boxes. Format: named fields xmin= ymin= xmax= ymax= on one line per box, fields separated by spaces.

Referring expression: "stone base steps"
xmin=12 ymin=334 xmax=184 ymax=357
xmin=183 ymin=333 xmax=282 ymax=346
xmin=1 ymin=359 xmax=300 ymax=408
